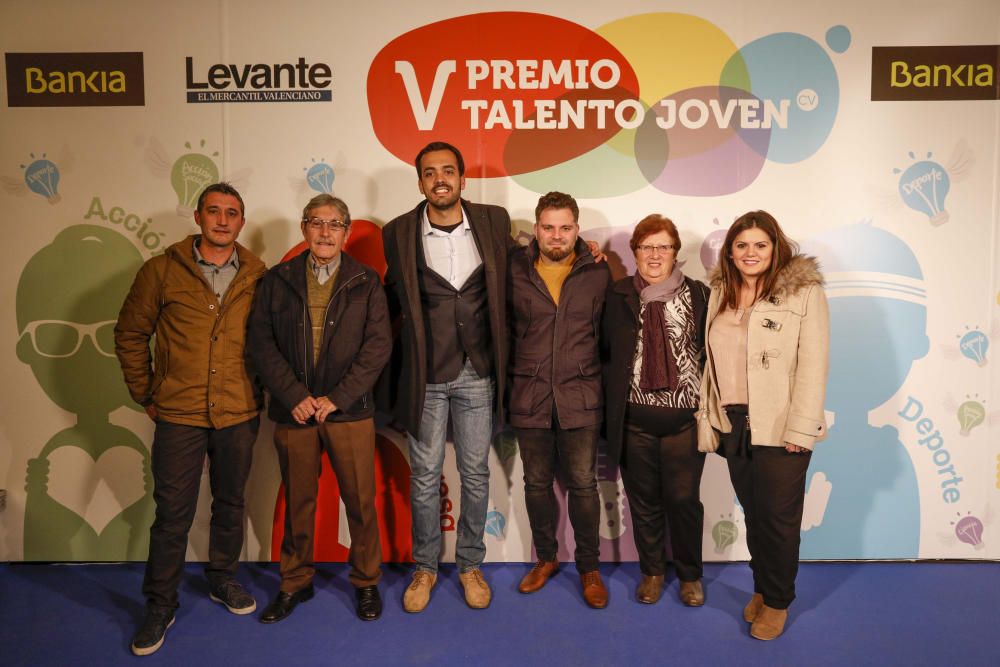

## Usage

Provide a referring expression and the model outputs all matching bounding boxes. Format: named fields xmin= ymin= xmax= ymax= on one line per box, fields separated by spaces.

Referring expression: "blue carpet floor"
xmin=1 ymin=561 xmax=997 ymax=666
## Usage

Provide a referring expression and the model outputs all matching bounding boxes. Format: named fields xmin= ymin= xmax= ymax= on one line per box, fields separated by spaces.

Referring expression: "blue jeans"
xmin=409 ymin=359 xmax=494 ymax=573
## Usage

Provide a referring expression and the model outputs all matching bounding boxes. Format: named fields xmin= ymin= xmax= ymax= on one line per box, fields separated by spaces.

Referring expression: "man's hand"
xmin=292 ymin=396 xmax=319 ymax=425
xmin=585 ymin=239 xmax=607 ymax=264
xmin=144 ymin=404 xmax=158 ymax=422
xmin=314 ymin=396 xmax=338 ymax=423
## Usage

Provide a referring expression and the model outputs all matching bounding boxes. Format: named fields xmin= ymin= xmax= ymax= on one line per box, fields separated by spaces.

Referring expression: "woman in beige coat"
xmin=697 ymin=211 xmax=829 ymax=640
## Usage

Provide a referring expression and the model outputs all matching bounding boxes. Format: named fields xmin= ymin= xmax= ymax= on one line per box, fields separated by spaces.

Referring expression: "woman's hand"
xmin=784 ymin=443 xmax=809 ymax=454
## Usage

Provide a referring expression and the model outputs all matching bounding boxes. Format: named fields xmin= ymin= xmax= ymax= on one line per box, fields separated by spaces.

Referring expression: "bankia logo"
xmin=185 ymin=57 xmax=331 ymax=103
xmin=872 ymin=45 xmax=1000 ymax=101
xmin=5 ymin=52 xmax=144 ymax=107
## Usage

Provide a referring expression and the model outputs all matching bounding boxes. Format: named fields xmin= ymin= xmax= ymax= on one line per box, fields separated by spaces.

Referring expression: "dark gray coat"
xmin=247 ymin=251 xmax=391 ymax=425
xmin=602 ymin=275 xmax=709 ymax=463
xmin=507 ymin=238 xmax=611 ymax=429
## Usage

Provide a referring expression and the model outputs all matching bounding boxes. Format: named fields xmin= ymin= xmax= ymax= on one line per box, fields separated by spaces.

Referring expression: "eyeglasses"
xmin=303 ymin=217 xmax=349 ymax=232
xmin=636 ymin=243 xmax=676 ymax=255
xmin=19 ymin=320 xmax=117 ymax=358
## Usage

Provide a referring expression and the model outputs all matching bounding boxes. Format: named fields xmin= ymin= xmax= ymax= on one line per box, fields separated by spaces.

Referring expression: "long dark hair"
xmin=717 ymin=210 xmax=798 ymax=311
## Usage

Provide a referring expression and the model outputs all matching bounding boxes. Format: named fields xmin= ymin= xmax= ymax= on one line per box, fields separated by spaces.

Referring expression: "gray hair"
xmin=301 ymin=194 xmax=351 ymax=226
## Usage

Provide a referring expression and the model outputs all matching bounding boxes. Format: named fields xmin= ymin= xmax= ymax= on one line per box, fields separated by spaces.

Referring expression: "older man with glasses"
xmin=248 ymin=194 xmax=391 ymax=624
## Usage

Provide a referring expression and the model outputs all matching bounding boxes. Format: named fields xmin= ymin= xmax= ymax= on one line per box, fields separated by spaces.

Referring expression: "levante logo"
xmin=368 ymin=12 xmax=849 ymax=197
xmin=5 ymin=52 xmax=144 ymax=107
xmin=185 ymin=57 xmax=332 ymax=103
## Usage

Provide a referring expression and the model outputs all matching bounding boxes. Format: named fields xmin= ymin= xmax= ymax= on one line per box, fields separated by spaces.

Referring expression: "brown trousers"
xmin=274 ymin=419 xmax=382 ymax=592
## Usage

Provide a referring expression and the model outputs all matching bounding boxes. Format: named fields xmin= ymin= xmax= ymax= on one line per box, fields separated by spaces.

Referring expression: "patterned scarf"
xmin=634 ymin=268 xmax=685 ymax=391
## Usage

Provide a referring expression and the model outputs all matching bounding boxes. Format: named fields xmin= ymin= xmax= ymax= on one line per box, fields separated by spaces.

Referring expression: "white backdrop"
xmin=1 ymin=0 xmax=997 ymax=563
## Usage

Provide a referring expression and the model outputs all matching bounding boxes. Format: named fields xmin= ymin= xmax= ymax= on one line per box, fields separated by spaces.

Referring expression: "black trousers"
xmin=722 ymin=405 xmax=810 ymax=610
xmin=621 ymin=404 xmax=705 ymax=581
xmin=514 ymin=418 xmax=601 ymax=574
xmin=143 ymin=417 xmax=259 ymax=610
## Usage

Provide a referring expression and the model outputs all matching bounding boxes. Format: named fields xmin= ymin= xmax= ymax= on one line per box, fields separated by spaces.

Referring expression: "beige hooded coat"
xmin=697 ymin=255 xmax=829 ymax=451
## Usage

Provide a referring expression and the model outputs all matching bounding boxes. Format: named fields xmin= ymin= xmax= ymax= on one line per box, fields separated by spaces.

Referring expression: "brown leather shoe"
xmin=458 ymin=568 xmax=492 ymax=609
xmin=743 ymin=592 xmax=764 ymax=622
xmin=519 ymin=559 xmax=559 ymax=594
xmin=635 ymin=575 xmax=663 ymax=604
xmin=679 ymin=579 xmax=705 ymax=607
xmin=580 ymin=571 xmax=608 ymax=609
xmin=402 ymin=571 xmax=436 ymax=613
xmin=750 ymin=604 xmax=788 ymax=640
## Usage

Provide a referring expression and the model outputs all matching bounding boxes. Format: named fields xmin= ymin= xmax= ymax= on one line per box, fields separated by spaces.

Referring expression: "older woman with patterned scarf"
xmin=603 ymin=214 xmax=710 ymax=607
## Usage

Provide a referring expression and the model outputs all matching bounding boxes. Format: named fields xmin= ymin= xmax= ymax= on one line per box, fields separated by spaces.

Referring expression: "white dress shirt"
xmin=421 ymin=204 xmax=482 ymax=289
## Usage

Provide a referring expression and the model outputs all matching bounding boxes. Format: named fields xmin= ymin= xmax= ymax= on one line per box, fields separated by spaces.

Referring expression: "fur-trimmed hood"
xmin=709 ymin=254 xmax=823 ymax=296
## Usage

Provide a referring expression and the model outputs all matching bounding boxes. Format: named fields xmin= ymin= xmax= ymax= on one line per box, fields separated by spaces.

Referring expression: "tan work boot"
xmin=743 ymin=592 xmax=764 ymax=622
xmin=458 ymin=568 xmax=492 ymax=609
xmin=402 ymin=571 xmax=436 ymax=613
xmin=636 ymin=575 xmax=664 ymax=604
xmin=679 ymin=579 xmax=705 ymax=607
xmin=519 ymin=559 xmax=559 ymax=594
xmin=750 ymin=604 xmax=788 ymax=640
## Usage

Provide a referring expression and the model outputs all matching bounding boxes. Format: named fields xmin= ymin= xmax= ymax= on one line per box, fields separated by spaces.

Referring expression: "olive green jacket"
xmin=115 ymin=235 xmax=266 ymax=428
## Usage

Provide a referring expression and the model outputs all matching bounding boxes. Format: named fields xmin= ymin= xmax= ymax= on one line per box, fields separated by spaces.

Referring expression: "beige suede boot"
xmin=750 ymin=604 xmax=788 ymax=640
xmin=402 ymin=571 xmax=436 ymax=613
xmin=743 ymin=592 xmax=764 ymax=622
xmin=458 ymin=568 xmax=492 ymax=609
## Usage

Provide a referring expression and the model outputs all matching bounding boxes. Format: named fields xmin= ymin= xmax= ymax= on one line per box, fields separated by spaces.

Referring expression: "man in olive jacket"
xmin=247 ymin=194 xmax=391 ymax=624
xmin=507 ymin=192 xmax=611 ymax=608
xmin=114 ymin=183 xmax=265 ymax=656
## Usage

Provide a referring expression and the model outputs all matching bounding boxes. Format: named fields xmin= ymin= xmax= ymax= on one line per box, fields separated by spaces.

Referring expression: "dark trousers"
xmin=621 ymin=404 xmax=705 ymax=581
xmin=722 ymin=406 xmax=811 ymax=610
xmin=143 ymin=417 xmax=259 ymax=610
xmin=274 ymin=419 xmax=382 ymax=592
xmin=514 ymin=419 xmax=601 ymax=574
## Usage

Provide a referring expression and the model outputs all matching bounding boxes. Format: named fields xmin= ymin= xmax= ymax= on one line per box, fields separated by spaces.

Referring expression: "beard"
xmin=426 ymin=187 xmax=461 ymax=211
xmin=540 ymin=245 xmax=573 ymax=262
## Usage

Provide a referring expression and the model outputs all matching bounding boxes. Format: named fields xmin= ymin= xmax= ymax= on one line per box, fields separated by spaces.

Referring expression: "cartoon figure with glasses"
xmin=17 ymin=225 xmax=153 ymax=559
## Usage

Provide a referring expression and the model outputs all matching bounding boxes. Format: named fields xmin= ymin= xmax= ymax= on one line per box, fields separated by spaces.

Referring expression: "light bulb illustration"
xmin=700 ymin=217 xmax=726 ymax=272
xmin=21 ymin=154 xmax=61 ymax=204
xmin=595 ymin=447 xmax=627 ymax=541
xmin=484 ymin=509 xmax=506 ymax=539
xmin=951 ymin=513 xmax=984 ymax=550
xmin=958 ymin=327 xmax=989 ymax=366
xmin=170 ymin=140 xmax=220 ymax=217
xmin=893 ymin=152 xmax=950 ymax=226
xmin=304 ymin=159 xmax=335 ymax=194
xmin=711 ymin=516 xmax=738 ymax=554
xmin=956 ymin=397 xmax=985 ymax=436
